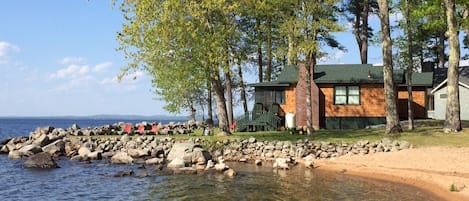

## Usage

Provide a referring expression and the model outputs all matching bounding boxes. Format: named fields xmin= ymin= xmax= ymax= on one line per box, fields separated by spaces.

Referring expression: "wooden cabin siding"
xmin=319 ymin=83 xmax=386 ymax=117
xmin=280 ymin=85 xmax=296 ymax=114
xmin=397 ymin=88 xmax=427 ymax=119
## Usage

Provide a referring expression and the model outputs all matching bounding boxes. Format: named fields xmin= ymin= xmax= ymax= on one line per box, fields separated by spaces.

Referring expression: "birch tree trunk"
xmin=237 ymin=63 xmax=248 ymax=114
xmin=443 ymin=0 xmax=462 ymax=132
xmin=405 ymin=0 xmax=414 ymax=130
xmin=211 ymin=69 xmax=230 ymax=135
xmin=378 ymin=0 xmax=403 ymax=134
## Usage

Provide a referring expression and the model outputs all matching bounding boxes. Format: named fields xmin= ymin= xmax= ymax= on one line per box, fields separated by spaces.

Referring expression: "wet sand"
xmin=313 ymin=147 xmax=469 ymax=201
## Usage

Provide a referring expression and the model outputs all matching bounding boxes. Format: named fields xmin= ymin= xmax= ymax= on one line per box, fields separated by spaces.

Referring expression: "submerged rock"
xmin=23 ymin=152 xmax=59 ymax=169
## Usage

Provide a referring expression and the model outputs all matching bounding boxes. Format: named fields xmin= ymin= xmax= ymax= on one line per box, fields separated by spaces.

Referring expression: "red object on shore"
xmin=230 ymin=121 xmax=237 ymax=131
xmin=124 ymin=124 xmax=132 ymax=134
xmin=151 ymin=125 xmax=158 ymax=134
xmin=137 ymin=125 xmax=145 ymax=134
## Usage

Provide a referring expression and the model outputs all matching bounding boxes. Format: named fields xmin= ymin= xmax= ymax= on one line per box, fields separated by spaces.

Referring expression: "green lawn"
xmin=177 ymin=120 xmax=469 ymax=147
xmin=88 ymin=120 xmax=469 ymax=148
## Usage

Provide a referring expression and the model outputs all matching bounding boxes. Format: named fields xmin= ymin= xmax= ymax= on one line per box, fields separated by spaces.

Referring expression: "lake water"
xmin=0 ymin=118 xmax=442 ymax=201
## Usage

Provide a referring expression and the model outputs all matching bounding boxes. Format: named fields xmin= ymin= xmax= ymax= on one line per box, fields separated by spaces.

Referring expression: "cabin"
xmin=430 ymin=66 xmax=469 ymax=120
xmin=237 ymin=64 xmax=433 ymax=131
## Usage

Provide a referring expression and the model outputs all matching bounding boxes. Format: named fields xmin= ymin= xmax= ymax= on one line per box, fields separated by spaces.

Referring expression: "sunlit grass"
xmin=85 ymin=120 xmax=469 ymax=148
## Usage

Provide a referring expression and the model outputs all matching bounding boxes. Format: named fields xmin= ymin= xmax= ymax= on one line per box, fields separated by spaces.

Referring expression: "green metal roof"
xmin=248 ymin=64 xmax=434 ymax=87
xmin=314 ymin=64 xmax=404 ymax=84
xmin=399 ymin=72 xmax=434 ymax=87
xmin=248 ymin=65 xmax=298 ymax=87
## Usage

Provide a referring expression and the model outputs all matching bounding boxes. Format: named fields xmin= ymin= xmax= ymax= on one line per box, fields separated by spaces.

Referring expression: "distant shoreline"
xmin=0 ymin=115 xmax=189 ymax=121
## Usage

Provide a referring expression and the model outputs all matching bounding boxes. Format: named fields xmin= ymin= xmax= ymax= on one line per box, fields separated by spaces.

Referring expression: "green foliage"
xmin=450 ymin=183 xmax=458 ymax=192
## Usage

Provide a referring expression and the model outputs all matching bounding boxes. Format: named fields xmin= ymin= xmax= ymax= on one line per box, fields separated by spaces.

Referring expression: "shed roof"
xmin=431 ymin=67 xmax=469 ymax=93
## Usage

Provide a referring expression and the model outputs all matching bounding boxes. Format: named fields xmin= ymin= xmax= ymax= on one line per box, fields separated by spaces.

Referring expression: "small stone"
xmin=255 ymin=159 xmax=262 ymax=166
xmin=224 ymin=168 xmax=237 ymax=177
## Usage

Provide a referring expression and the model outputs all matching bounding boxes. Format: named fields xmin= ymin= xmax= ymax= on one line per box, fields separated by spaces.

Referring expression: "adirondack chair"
xmin=150 ymin=124 xmax=159 ymax=134
xmin=137 ymin=125 xmax=145 ymax=134
xmin=123 ymin=124 xmax=132 ymax=134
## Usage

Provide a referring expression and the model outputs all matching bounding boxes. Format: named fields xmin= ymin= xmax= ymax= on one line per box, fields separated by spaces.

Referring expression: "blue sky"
xmin=0 ymin=1 xmax=461 ymax=117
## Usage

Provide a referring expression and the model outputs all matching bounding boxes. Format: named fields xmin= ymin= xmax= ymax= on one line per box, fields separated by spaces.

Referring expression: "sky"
xmin=0 ymin=1 xmax=464 ymax=117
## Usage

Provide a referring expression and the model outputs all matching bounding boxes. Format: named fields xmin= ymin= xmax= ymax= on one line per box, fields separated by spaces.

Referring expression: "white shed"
xmin=430 ymin=67 xmax=469 ymax=120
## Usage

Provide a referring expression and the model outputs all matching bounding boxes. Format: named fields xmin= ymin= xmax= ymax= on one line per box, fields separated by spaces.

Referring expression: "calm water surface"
xmin=0 ymin=118 xmax=441 ymax=201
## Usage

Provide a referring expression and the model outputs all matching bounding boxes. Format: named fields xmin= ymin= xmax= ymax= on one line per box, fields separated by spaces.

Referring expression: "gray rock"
xmin=167 ymin=142 xmax=195 ymax=162
xmin=8 ymin=150 xmax=23 ymax=159
xmin=223 ymin=168 xmax=237 ymax=177
xmin=18 ymin=144 xmax=43 ymax=155
xmin=304 ymin=155 xmax=314 ymax=169
xmin=0 ymin=145 xmax=9 ymax=153
xmin=87 ymin=151 xmax=102 ymax=160
xmin=111 ymin=152 xmax=134 ymax=164
xmin=127 ymin=148 xmax=149 ymax=158
xmin=71 ymin=124 xmax=80 ymax=130
xmin=42 ymin=140 xmax=65 ymax=155
xmin=145 ymin=158 xmax=165 ymax=165
xmin=78 ymin=147 xmax=91 ymax=158
xmin=167 ymin=157 xmax=185 ymax=168
xmin=214 ymin=163 xmax=229 ymax=171
xmin=191 ymin=147 xmax=212 ymax=165
xmin=273 ymin=158 xmax=290 ymax=170
xmin=23 ymin=152 xmax=58 ymax=168
xmin=33 ymin=134 xmax=50 ymax=147
xmin=255 ymin=159 xmax=262 ymax=166
xmin=248 ymin=137 xmax=256 ymax=143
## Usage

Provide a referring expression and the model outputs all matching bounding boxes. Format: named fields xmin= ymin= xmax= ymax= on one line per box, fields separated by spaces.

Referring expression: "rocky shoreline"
xmin=0 ymin=123 xmax=413 ymax=177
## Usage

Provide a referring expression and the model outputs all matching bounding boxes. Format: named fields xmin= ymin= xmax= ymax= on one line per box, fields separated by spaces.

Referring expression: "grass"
xmin=83 ymin=120 xmax=469 ymax=148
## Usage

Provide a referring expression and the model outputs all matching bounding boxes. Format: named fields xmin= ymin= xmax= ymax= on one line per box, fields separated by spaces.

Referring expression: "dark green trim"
xmin=325 ymin=117 xmax=386 ymax=129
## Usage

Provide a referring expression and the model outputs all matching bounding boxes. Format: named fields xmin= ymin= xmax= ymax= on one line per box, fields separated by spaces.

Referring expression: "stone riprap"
xmin=0 ymin=123 xmax=413 ymax=173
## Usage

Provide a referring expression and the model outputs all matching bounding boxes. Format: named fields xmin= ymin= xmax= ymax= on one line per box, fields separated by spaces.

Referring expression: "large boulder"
xmin=167 ymin=142 xmax=195 ymax=162
xmin=191 ymin=147 xmax=212 ymax=165
xmin=18 ymin=144 xmax=43 ymax=155
xmin=42 ymin=140 xmax=65 ymax=156
xmin=111 ymin=152 xmax=134 ymax=164
xmin=8 ymin=150 xmax=23 ymax=159
xmin=23 ymin=152 xmax=58 ymax=168
xmin=167 ymin=157 xmax=185 ymax=168
xmin=78 ymin=147 xmax=92 ymax=158
xmin=33 ymin=134 xmax=50 ymax=147
xmin=127 ymin=148 xmax=149 ymax=158
xmin=273 ymin=158 xmax=290 ymax=170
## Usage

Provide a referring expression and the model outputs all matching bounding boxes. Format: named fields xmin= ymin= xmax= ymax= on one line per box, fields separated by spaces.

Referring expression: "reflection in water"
xmin=0 ymin=157 xmax=442 ymax=201
xmin=137 ymin=163 xmax=441 ymax=201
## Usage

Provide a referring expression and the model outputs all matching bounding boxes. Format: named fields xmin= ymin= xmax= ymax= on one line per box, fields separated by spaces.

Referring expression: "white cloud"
xmin=55 ymin=75 xmax=95 ymax=92
xmin=100 ymin=76 xmax=119 ymax=85
xmin=0 ymin=41 xmax=20 ymax=58
xmin=49 ymin=64 xmax=90 ymax=79
xmin=58 ymin=57 xmax=85 ymax=65
xmin=93 ymin=62 xmax=112 ymax=73
xmin=100 ymin=71 xmax=145 ymax=92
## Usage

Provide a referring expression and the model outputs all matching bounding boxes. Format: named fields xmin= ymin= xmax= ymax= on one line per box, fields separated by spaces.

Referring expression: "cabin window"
xmin=274 ymin=90 xmax=285 ymax=104
xmin=255 ymin=88 xmax=285 ymax=105
xmin=439 ymin=93 xmax=447 ymax=99
xmin=334 ymin=86 xmax=360 ymax=105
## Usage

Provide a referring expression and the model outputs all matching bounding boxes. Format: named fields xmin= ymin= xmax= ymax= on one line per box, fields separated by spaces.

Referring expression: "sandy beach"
xmin=314 ymin=146 xmax=469 ymax=201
